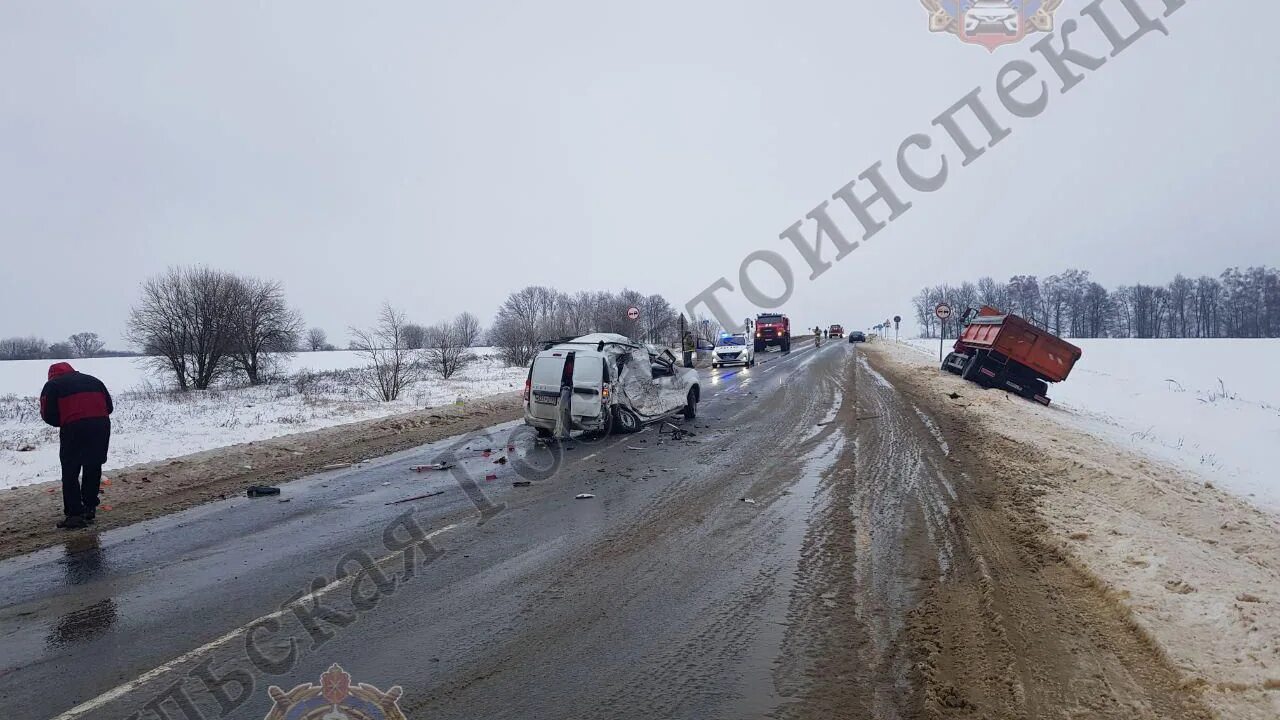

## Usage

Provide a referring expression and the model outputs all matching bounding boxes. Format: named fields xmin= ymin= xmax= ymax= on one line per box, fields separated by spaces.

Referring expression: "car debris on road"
xmin=411 ymin=462 xmax=454 ymax=472
xmin=386 ymin=490 xmax=446 ymax=505
xmin=245 ymin=485 xmax=280 ymax=497
xmin=575 ymin=493 xmax=595 ymax=499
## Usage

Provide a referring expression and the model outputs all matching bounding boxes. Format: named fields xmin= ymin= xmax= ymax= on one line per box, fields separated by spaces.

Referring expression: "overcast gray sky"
xmin=1 ymin=1 xmax=1274 ymax=346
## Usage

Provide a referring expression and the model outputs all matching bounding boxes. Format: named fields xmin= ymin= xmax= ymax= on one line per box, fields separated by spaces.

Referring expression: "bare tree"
xmin=490 ymin=286 xmax=560 ymax=366
xmin=127 ymin=266 xmax=241 ymax=390
xmin=423 ymin=316 xmax=476 ymax=379
xmin=639 ymin=294 xmax=677 ymax=344
xmin=48 ymin=341 xmax=75 ymax=359
xmin=691 ymin=313 xmax=723 ymax=347
xmin=69 ymin=332 xmax=105 ymax=358
xmin=350 ymin=303 xmax=424 ymax=401
xmin=402 ymin=323 xmax=428 ymax=350
xmin=306 ymin=327 xmax=329 ymax=352
xmin=227 ymin=277 xmax=304 ymax=385
xmin=454 ymin=311 xmax=482 ymax=347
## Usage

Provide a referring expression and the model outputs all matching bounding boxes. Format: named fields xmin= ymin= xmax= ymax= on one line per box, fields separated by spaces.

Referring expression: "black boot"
xmin=57 ymin=515 xmax=89 ymax=529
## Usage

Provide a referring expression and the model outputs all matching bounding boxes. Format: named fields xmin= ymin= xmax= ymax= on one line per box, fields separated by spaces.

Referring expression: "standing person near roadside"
xmin=40 ymin=362 xmax=113 ymax=529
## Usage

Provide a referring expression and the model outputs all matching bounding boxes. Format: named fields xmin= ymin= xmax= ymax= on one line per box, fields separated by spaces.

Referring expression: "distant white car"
xmin=964 ymin=0 xmax=1019 ymax=35
xmin=523 ymin=333 xmax=700 ymax=437
xmin=711 ymin=333 xmax=755 ymax=369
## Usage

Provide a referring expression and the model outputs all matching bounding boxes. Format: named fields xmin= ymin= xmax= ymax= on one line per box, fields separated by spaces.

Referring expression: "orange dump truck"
xmin=941 ymin=306 xmax=1083 ymax=405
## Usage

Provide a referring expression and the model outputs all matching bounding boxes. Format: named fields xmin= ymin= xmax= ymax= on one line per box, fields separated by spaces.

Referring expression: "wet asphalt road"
xmin=0 ymin=339 xmax=960 ymax=720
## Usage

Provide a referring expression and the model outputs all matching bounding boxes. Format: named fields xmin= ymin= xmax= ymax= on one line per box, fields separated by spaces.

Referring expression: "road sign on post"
xmin=626 ymin=306 xmax=639 ymax=321
xmin=935 ymin=304 xmax=953 ymax=360
xmin=893 ymin=315 xmax=901 ymax=342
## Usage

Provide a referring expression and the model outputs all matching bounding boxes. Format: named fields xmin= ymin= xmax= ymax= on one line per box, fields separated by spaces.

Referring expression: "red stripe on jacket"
xmin=57 ymin=391 xmax=111 ymax=425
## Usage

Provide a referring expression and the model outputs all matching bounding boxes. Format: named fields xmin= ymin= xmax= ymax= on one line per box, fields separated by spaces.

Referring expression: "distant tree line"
xmin=0 ymin=332 xmax=133 ymax=361
xmin=488 ymin=287 xmax=680 ymax=366
xmin=913 ymin=266 xmax=1280 ymax=339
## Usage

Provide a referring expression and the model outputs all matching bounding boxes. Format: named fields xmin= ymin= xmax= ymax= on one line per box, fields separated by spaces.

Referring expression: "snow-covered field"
xmin=903 ymin=338 xmax=1280 ymax=513
xmin=0 ymin=350 xmax=418 ymax=396
xmin=0 ymin=350 xmax=525 ymax=491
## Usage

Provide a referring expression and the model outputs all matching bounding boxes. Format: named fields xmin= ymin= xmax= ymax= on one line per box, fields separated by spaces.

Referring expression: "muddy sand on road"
xmin=863 ymin=340 xmax=1278 ymax=720
xmin=0 ymin=395 xmax=521 ymax=561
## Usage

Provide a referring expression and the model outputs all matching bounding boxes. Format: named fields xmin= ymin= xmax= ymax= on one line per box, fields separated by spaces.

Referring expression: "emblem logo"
xmin=921 ymin=0 xmax=1063 ymax=51
xmin=264 ymin=664 xmax=407 ymax=720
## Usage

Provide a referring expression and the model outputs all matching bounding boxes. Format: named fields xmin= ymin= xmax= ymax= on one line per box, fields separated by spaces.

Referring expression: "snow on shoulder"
xmin=905 ymin=337 xmax=1280 ymax=515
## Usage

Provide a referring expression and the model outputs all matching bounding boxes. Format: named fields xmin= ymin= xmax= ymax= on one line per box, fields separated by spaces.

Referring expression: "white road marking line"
xmin=49 ymin=523 xmax=461 ymax=720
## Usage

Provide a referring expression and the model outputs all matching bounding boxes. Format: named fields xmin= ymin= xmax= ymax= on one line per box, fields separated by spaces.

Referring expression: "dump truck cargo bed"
xmin=942 ymin=306 xmax=1084 ymax=405
xmin=957 ymin=308 xmax=1082 ymax=383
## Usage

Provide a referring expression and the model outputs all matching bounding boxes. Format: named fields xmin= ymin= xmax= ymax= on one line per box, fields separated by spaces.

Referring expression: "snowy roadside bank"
xmin=865 ymin=340 xmax=1280 ymax=720
xmin=901 ymin=337 xmax=1280 ymax=514
xmin=0 ymin=350 xmax=524 ymax=491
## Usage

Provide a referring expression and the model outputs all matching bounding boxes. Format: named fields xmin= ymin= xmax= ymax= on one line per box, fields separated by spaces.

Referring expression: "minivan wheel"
xmin=683 ymin=389 xmax=698 ymax=419
xmin=535 ymin=426 xmax=554 ymax=439
xmin=611 ymin=406 xmax=641 ymax=434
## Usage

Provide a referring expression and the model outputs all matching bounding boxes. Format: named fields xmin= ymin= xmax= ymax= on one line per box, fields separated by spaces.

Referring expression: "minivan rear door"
xmin=528 ymin=352 xmax=567 ymax=422
xmin=570 ymin=356 xmax=605 ymax=418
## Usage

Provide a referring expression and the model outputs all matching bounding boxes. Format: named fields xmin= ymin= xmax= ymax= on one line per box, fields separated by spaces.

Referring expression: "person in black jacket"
xmin=40 ymin=362 xmax=113 ymax=529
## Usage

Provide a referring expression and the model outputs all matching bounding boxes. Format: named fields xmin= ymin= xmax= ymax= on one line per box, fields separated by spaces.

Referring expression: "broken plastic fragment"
xmin=412 ymin=462 xmax=454 ymax=472
xmin=575 ymin=493 xmax=595 ymax=500
xmin=246 ymin=485 xmax=281 ymax=497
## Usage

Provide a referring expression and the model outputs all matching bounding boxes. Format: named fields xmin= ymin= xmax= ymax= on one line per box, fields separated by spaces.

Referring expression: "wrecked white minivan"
xmin=522 ymin=333 xmax=701 ymax=437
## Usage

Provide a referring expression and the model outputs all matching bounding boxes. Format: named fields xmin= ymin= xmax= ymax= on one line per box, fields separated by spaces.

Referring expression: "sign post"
xmin=893 ymin=315 xmax=901 ymax=342
xmin=934 ymin=303 xmax=953 ymax=361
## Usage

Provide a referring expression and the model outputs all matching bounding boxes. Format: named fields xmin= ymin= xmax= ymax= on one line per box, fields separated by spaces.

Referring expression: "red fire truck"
xmin=753 ymin=313 xmax=791 ymax=353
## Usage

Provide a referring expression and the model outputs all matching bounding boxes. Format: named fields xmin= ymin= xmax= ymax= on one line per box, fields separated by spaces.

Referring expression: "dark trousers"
xmin=60 ymin=418 xmax=110 ymax=517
